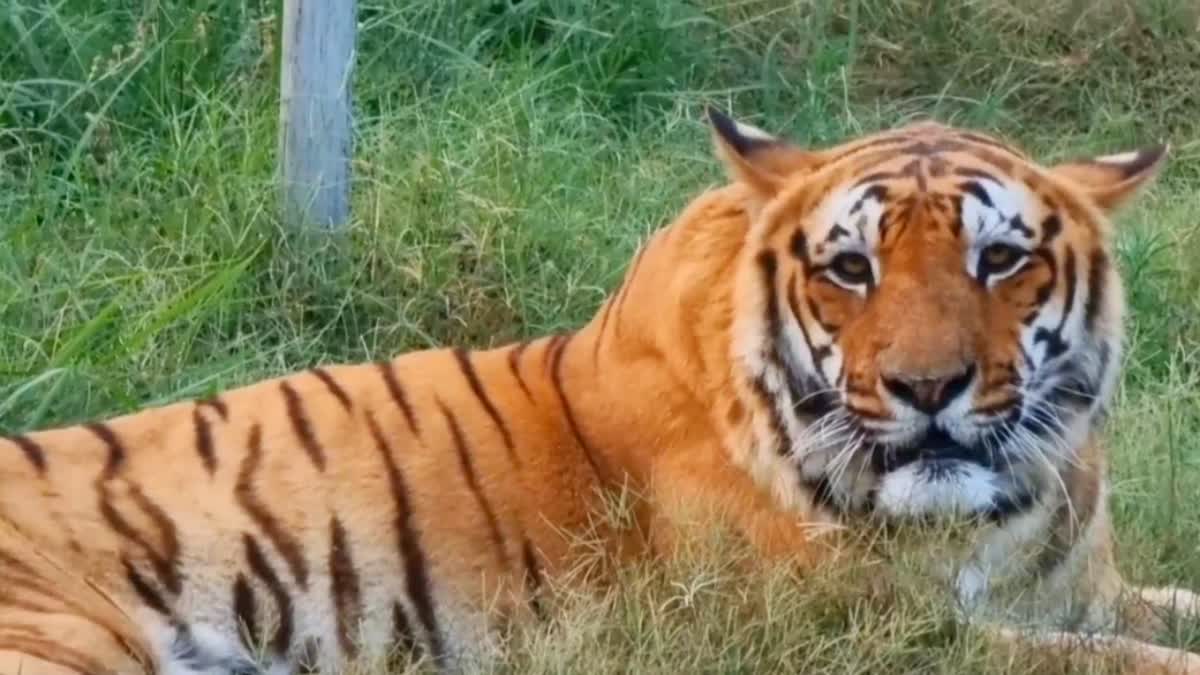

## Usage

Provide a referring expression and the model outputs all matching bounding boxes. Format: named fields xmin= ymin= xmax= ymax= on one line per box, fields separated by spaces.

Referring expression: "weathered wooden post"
xmin=279 ymin=0 xmax=357 ymax=230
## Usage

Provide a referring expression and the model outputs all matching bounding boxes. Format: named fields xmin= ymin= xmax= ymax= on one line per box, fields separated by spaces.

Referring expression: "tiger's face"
xmin=711 ymin=109 xmax=1167 ymax=522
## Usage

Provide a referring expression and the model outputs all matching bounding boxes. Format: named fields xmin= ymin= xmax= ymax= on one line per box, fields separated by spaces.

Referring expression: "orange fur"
xmin=0 ymin=110 xmax=1194 ymax=673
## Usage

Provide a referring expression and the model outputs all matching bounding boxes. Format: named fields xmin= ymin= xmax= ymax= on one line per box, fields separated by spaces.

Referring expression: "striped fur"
xmin=0 ymin=111 xmax=1196 ymax=674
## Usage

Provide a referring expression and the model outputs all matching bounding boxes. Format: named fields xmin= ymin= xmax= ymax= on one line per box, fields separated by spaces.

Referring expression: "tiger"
xmin=2 ymin=106 xmax=1198 ymax=675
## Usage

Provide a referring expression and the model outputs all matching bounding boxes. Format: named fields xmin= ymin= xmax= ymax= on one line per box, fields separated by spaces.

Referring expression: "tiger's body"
xmin=3 ymin=110 xmax=1199 ymax=674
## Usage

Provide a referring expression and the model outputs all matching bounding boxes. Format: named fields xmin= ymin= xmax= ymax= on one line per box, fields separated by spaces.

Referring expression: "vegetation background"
xmin=2 ymin=0 xmax=1199 ymax=672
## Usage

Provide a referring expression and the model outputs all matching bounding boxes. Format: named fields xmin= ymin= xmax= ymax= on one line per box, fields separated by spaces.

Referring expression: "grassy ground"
xmin=3 ymin=0 xmax=1200 ymax=672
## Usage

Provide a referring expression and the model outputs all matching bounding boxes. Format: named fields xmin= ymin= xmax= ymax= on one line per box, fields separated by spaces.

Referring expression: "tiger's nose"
xmin=881 ymin=364 xmax=976 ymax=414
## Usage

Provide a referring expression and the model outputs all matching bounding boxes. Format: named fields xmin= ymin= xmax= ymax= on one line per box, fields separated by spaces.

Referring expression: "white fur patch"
xmin=959 ymin=178 xmax=1037 ymax=286
xmin=733 ymin=120 xmax=776 ymax=143
xmin=152 ymin=619 xmax=259 ymax=675
xmin=1096 ymin=150 xmax=1141 ymax=165
xmin=875 ymin=461 xmax=1000 ymax=519
xmin=817 ymin=183 xmax=888 ymax=249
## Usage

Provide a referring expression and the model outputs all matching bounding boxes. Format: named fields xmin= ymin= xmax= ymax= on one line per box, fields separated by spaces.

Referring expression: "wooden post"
xmin=279 ymin=0 xmax=357 ymax=230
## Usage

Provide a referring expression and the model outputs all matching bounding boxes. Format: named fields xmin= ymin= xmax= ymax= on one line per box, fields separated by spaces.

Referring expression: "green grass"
xmin=3 ymin=0 xmax=1200 ymax=672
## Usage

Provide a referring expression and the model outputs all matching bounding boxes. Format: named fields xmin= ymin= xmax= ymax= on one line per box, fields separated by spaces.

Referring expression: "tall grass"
xmin=2 ymin=0 xmax=1199 ymax=672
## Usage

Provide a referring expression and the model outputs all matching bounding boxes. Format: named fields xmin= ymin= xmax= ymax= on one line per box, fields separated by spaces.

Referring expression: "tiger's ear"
xmin=1048 ymin=144 xmax=1170 ymax=212
xmin=706 ymin=106 xmax=815 ymax=199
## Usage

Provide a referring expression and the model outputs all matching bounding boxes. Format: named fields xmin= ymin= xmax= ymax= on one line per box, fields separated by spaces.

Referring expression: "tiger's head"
xmin=710 ymin=108 xmax=1167 ymax=522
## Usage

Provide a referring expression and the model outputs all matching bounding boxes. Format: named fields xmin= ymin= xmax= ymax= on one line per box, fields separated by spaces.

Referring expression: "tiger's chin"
xmin=869 ymin=428 xmax=1038 ymax=523
xmin=873 ymin=459 xmax=1032 ymax=522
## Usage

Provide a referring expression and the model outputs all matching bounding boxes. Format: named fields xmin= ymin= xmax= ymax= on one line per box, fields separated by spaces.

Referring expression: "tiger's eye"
xmin=830 ymin=253 xmax=873 ymax=285
xmin=978 ymin=243 xmax=1026 ymax=278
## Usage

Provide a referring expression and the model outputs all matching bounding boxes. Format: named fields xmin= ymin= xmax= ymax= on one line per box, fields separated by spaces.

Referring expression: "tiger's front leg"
xmin=977 ymin=570 xmax=1200 ymax=674
xmin=963 ymin=502 xmax=1200 ymax=674
xmin=645 ymin=443 xmax=843 ymax=570
xmin=986 ymin=626 xmax=1200 ymax=675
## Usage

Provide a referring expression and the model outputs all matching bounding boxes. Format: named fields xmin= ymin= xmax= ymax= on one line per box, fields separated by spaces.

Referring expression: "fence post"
xmin=278 ymin=0 xmax=357 ymax=231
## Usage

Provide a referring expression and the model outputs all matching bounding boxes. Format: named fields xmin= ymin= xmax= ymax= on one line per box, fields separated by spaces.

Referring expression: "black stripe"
xmin=853 ymin=169 xmax=905 ymax=189
xmin=123 ymin=557 xmax=170 ymax=616
xmin=956 ymin=131 xmax=1025 ymax=158
xmin=592 ymin=297 xmax=615 ymax=367
xmin=391 ymin=601 xmax=418 ymax=662
xmin=522 ymin=538 xmax=546 ymax=621
xmin=786 ymin=274 xmax=832 ymax=375
xmin=750 ymin=373 xmax=789 ymax=458
xmin=508 ymin=341 xmax=534 ymax=401
xmin=825 ymin=224 xmax=851 ymax=242
xmin=236 ymin=425 xmax=310 ymax=589
xmin=1041 ymin=215 xmax=1062 ymax=244
xmin=232 ymin=573 xmax=259 ymax=650
xmin=329 ymin=516 xmax=362 ymax=658
xmin=364 ymin=410 xmax=444 ymax=661
xmin=1083 ymin=250 xmax=1108 ymax=331
xmin=1034 ymin=479 xmax=1100 ymax=577
xmin=548 ymin=334 xmax=604 ymax=478
xmin=312 ymin=367 xmax=352 ymax=411
xmin=126 ymin=484 xmax=182 ymax=593
xmin=378 ymin=362 xmax=420 ymax=437
xmin=1008 ymin=214 xmax=1033 ymax=238
xmin=542 ymin=333 xmax=566 ymax=371
xmin=907 ymin=159 xmax=927 ymax=192
xmin=965 ymin=145 xmax=1016 ymax=175
xmin=856 ymin=184 xmax=888 ymax=209
xmin=751 ymin=252 xmax=795 ymax=458
xmin=823 ymin=135 xmax=911 ymax=166
xmin=985 ymin=491 xmax=1036 ymax=524
xmin=790 ymin=230 xmax=811 ymax=269
xmin=782 ymin=292 xmax=839 ymax=421
xmin=805 ymin=295 xmax=837 ymax=334
xmin=1028 ymin=247 xmax=1061 ymax=356
xmin=280 ymin=381 xmax=326 ymax=471
xmin=1032 ymin=248 xmax=1057 ymax=308
xmin=612 ymin=241 xmax=649 ymax=339
xmin=896 ymin=139 xmax=967 ymax=157
xmin=198 ymin=395 xmax=229 ymax=420
xmin=960 ymin=181 xmax=993 ymax=208
xmin=452 ymin=348 xmax=518 ymax=465
xmin=1041 ymin=248 xmax=1077 ymax=360
xmin=193 ymin=408 xmax=216 ymax=475
xmin=7 ymin=435 xmax=46 ymax=474
xmin=854 ymin=156 xmax=926 ymax=187
xmin=1033 ymin=327 xmax=1069 ymax=363
xmin=758 ymin=251 xmax=782 ymax=342
xmin=84 ymin=422 xmax=124 ymax=478
xmin=243 ymin=533 xmax=295 ymax=656
xmin=1046 ymin=363 xmax=1101 ymax=411
xmin=952 ymin=166 xmax=997 ymax=180
xmin=88 ymin=424 xmax=182 ymax=596
xmin=438 ymin=400 xmax=511 ymax=570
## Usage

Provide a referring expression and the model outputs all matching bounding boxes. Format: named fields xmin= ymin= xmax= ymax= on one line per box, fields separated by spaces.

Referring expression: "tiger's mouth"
xmin=867 ymin=426 xmax=1036 ymax=522
xmin=872 ymin=427 xmax=996 ymax=473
